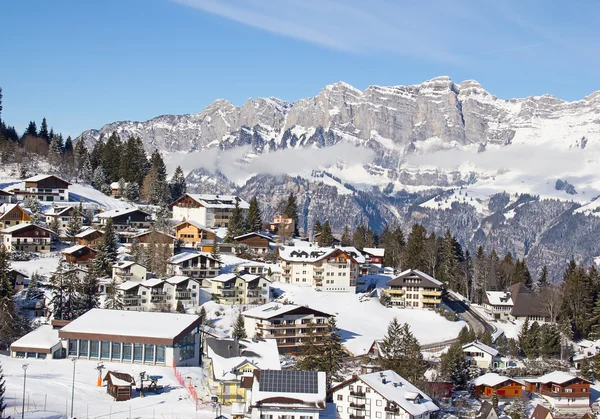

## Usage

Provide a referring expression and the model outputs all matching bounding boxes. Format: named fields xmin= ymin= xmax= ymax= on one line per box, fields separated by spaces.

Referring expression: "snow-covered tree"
xmin=104 ymin=278 xmax=123 ymax=310
xmin=93 ymin=218 xmax=118 ymax=276
xmin=378 ymin=318 xmax=425 ymax=382
xmin=65 ymin=209 xmax=83 ymax=245
xmin=92 ymin=166 xmax=106 ymax=190
xmin=117 ymin=177 xmax=127 ymax=198
xmin=232 ymin=313 xmax=247 ymax=340
xmin=125 ymin=181 xmax=140 ymax=202
xmin=169 ymin=165 xmax=186 ymax=202
xmin=0 ymin=361 xmax=6 ymax=417
xmin=23 ymin=196 xmax=41 ymax=224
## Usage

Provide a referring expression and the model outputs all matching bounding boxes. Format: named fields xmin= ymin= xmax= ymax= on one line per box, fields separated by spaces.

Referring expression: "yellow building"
xmin=0 ymin=204 xmax=32 ymax=229
xmin=384 ymin=269 xmax=443 ymax=309
xmin=204 ymin=337 xmax=280 ymax=404
xmin=173 ymin=220 xmax=217 ymax=251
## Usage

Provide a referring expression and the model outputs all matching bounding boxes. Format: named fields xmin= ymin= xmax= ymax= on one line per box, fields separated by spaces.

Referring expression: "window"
xmin=134 ymin=343 xmax=143 ymax=361
xmin=100 ymin=341 xmax=110 ymax=358
xmin=376 ymin=413 xmax=381 ymax=418
xmin=123 ymin=343 xmax=132 ymax=361
xmin=90 ymin=341 xmax=99 ymax=358
xmin=16 ymin=351 xmax=25 ymax=358
xmin=111 ymin=342 xmax=121 ymax=360
xmin=27 ymin=352 xmax=36 ymax=358
xmin=38 ymin=353 xmax=46 ymax=359
xmin=68 ymin=339 xmax=77 ymax=356
xmin=144 ymin=344 xmax=155 ymax=363
xmin=79 ymin=340 xmax=89 ymax=357
xmin=376 ymin=400 xmax=382 ymax=406
xmin=337 ymin=394 xmax=343 ymax=401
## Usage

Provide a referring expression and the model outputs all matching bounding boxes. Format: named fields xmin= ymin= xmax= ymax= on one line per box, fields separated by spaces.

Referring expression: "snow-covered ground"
xmin=470 ymin=304 xmax=523 ymax=339
xmin=0 ymin=355 xmax=222 ymax=419
xmin=12 ymin=255 xmax=62 ymax=278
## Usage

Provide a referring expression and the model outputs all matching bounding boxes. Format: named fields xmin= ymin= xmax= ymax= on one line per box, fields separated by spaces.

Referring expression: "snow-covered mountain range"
xmin=77 ymin=77 xmax=600 ymax=279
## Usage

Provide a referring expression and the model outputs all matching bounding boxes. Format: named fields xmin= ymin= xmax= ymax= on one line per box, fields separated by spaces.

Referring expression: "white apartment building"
xmin=384 ymin=269 xmax=443 ymax=309
xmin=170 ymin=193 xmax=249 ymax=228
xmin=118 ymin=276 xmax=207 ymax=311
xmin=112 ymin=261 xmax=148 ymax=283
xmin=330 ymin=370 xmax=439 ymax=419
xmin=167 ymin=250 xmax=222 ymax=279
xmin=278 ymin=246 xmax=364 ymax=292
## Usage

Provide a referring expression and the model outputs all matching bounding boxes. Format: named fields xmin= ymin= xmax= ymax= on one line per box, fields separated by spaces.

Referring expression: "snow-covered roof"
xmin=165 ymin=275 xmax=192 ymax=285
xmin=62 ymin=245 xmax=92 ymax=254
xmin=24 ymin=174 xmax=71 ymax=184
xmin=359 ymin=370 xmax=438 ymax=416
xmin=10 ymin=325 xmax=60 ymax=351
xmin=168 ymin=250 xmax=219 ymax=264
xmin=278 ymin=245 xmax=364 ymax=263
xmin=206 ymin=338 xmax=281 ymax=381
xmin=113 ymin=261 xmax=136 ymax=269
xmin=363 ymin=247 xmax=385 ymax=257
xmin=387 ymin=269 xmax=443 ymax=288
xmin=0 ymin=203 xmax=22 ymax=215
xmin=472 ymin=373 xmax=518 ymax=388
xmin=207 ymin=273 xmax=238 ymax=283
xmin=532 ymin=371 xmax=586 ymax=385
xmin=485 ymin=291 xmax=513 ymax=306
xmin=173 ymin=219 xmax=211 ymax=231
xmin=59 ymin=308 xmax=200 ymax=342
xmin=240 ymin=273 xmax=266 ymax=283
xmin=133 ymin=229 xmax=176 ymax=239
xmin=75 ymin=228 xmax=101 ymax=238
xmin=338 ymin=246 xmax=367 ymax=263
xmin=139 ymin=278 xmax=164 ymax=288
xmin=1 ymin=223 xmax=53 ymax=234
xmin=242 ymin=301 xmax=331 ymax=320
xmin=96 ymin=207 xmax=149 ymax=219
xmin=178 ymin=194 xmax=250 ymax=209
xmin=118 ymin=281 xmax=140 ymax=291
xmin=108 ymin=372 xmax=134 ymax=387
xmin=463 ymin=341 xmax=499 ymax=357
xmin=234 ymin=232 xmax=275 ymax=242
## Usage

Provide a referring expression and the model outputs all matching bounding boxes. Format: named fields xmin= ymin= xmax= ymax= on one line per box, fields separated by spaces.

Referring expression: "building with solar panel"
xmin=328 ymin=370 xmax=439 ymax=419
xmin=246 ymin=369 xmax=327 ymax=419
xmin=242 ymin=302 xmax=333 ymax=353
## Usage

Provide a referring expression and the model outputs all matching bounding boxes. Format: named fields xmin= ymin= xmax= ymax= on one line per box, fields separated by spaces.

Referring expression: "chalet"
xmin=44 ymin=206 xmax=87 ymax=230
xmin=0 ymin=189 xmax=14 ymax=205
xmin=0 ymin=203 xmax=32 ymax=229
xmin=167 ymin=251 xmax=221 ymax=279
xmin=483 ymin=283 xmax=549 ymax=323
xmin=112 ymin=261 xmax=147 ymax=283
xmin=104 ymin=371 xmax=135 ymax=401
xmin=472 ymin=373 xmax=523 ymax=399
xmin=234 ymin=232 xmax=275 ymax=255
xmin=9 ymin=268 xmax=29 ymax=292
xmin=0 ymin=223 xmax=52 ymax=253
xmin=204 ymin=273 xmax=271 ymax=305
xmin=463 ymin=341 xmax=501 ymax=369
xmin=278 ymin=246 xmax=364 ymax=292
xmin=266 ymin=215 xmax=295 ymax=236
xmin=109 ymin=181 xmax=128 ymax=197
xmin=476 ymin=401 xmax=499 ymax=419
xmin=10 ymin=325 xmax=63 ymax=359
xmin=173 ymin=220 xmax=217 ymax=250
xmin=59 ymin=308 xmax=202 ymax=366
xmin=95 ymin=207 xmax=153 ymax=231
xmin=362 ymin=247 xmax=385 ymax=267
xmin=243 ymin=302 xmax=332 ymax=353
xmin=530 ymin=405 xmax=553 ymax=419
xmin=524 ymin=372 xmax=591 ymax=413
xmin=132 ymin=229 xmax=176 ymax=252
xmin=204 ymin=337 xmax=280 ymax=404
xmin=329 ymin=370 xmax=439 ymax=419
xmin=13 ymin=174 xmax=71 ymax=202
xmin=170 ymin=193 xmax=249 ymax=228
xmin=248 ymin=370 xmax=327 ymax=419
xmin=76 ymin=228 xmax=104 ymax=248
xmin=61 ymin=245 xmax=97 ymax=265
xmin=384 ymin=269 xmax=443 ymax=309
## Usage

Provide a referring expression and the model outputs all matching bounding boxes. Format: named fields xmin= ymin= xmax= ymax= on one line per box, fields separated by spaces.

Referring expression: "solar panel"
xmin=259 ymin=370 xmax=319 ymax=394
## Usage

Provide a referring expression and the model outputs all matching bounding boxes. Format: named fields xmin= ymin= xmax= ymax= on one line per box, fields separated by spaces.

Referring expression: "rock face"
xmin=77 ymin=77 xmax=600 ymax=280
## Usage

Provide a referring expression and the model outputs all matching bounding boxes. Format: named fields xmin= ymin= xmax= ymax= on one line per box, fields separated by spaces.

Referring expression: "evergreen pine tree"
xmin=49 ymin=262 xmax=67 ymax=320
xmin=340 ymin=225 xmax=352 ymax=246
xmin=245 ymin=196 xmax=262 ymax=233
xmin=117 ymin=177 xmax=127 ymax=197
xmin=352 ymin=225 xmax=367 ymax=249
xmin=48 ymin=215 xmax=62 ymax=241
xmin=0 ymin=246 xmax=11 ymax=299
xmin=479 ymin=331 xmax=493 ymax=346
xmin=90 ymin=138 xmax=105 ymax=171
xmin=538 ymin=265 xmax=549 ymax=288
xmin=318 ymin=220 xmax=333 ymax=246
xmin=506 ymin=398 xmax=527 ymax=419
xmin=282 ymin=192 xmax=299 ymax=237
xmin=225 ymin=198 xmax=245 ymax=242
xmin=580 ymin=356 xmax=593 ymax=381
xmin=0 ymin=360 xmax=6 ymax=417
xmin=26 ymin=272 xmax=42 ymax=300
xmin=472 ymin=245 xmax=487 ymax=303
xmin=23 ymin=196 xmax=41 ymax=224
xmin=101 ymin=132 xmax=123 ymax=182
xmin=176 ymin=300 xmax=185 ymax=313
xmin=232 ymin=313 xmax=247 ymax=340
xmin=169 ymin=165 xmax=187 ymax=202
xmin=378 ymin=318 xmax=425 ymax=382
xmin=457 ymin=325 xmax=471 ymax=344
xmin=210 ymin=236 xmax=221 ymax=262
xmin=561 ymin=260 xmax=594 ymax=339
xmin=25 ymin=121 xmax=37 ymax=137
xmin=104 ymin=278 xmax=123 ymax=310
xmin=313 ymin=220 xmax=323 ymax=236
xmin=125 ymin=181 xmax=140 ymax=202
xmin=66 ymin=209 xmax=83 ymax=244
xmin=593 ymin=353 xmax=600 ymax=378
xmin=492 ymin=392 xmax=499 ymax=411
xmin=92 ymin=166 xmax=107 ymax=190
xmin=39 ymin=117 xmax=49 ymax=142
xmin=588 ymin=297 xmax=600 ymax=341
xmin=47 ymin=135 xmax=63 ymax=168
xmin=81 ymin=270 xmax=100 ymax=312
xmin=537 ymin=323 xmax=561 ymax=358
xmin=439 ymin=341 xmax=469 ymax=389
xmin=149 ymin=149 xmax=169 ymax=205
xmin=296 ymin=325 xmax=322 ymax=371
xmin=320 ymin=316 xmax=345 ymax=388
xmin=93 ymin=218 xmax=118 ymax=276
xmin=518 ymin=317 xmax=531 ymax=356
xmin=404 ymin=224 xmax=428 ymax=272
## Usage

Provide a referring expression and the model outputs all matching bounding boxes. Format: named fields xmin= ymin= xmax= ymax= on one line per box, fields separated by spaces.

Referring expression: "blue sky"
xmin=1 ymin=0 xmax=599 ymax=138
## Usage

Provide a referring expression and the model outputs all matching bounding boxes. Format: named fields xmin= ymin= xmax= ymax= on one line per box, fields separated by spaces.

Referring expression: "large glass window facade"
xmin=123 ymin=343 xmax=132 ymax=361
xmin=100 ymin=341 xmax=110 ymax=359
xmin=111 ymin=342 xmax=121 ymax=360
xmin=156 ymin=345 xmax=165 ymax=363
xmin=79 ymin=340 xmax=89 ymax=357
xmin=144 ymin=344 xmax=154 ymax=363
xmin=90 ymin=341 xmax=99 ymax=358
xmin=176 ymin=332 xmax=196 ymax=362
xmin=68 ymin=339 xmax=77 ymax=356
xmin=133 ymin=343 xmax=143 ymax=362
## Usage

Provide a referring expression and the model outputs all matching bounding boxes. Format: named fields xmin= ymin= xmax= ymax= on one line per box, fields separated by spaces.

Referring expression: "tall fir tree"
xmin=296 ymin=325 xmax=322 ymax=372
xmin=169 ymin=165 xmax=187 ymax=202
xmin=587 ymin=297 xmax=600 ymax=341
xmin=245 ymin=196 xmax=262 ymax=233
xmin=320 ymin=316 xmax=345 ymax=388
xmin=352 ymin=225 xmax=367 ymax=249
xmin=318 ymin=220 xmax=334 ymax=247
xmin=0 ymin=360 xmax=6 ymax=417
xmin=282 ymin=192 xmax=299 ymax=237
xmin=225 ymin=198 xmax=245 ymax=242
xmin=404 ymin=224 xmax=428 ymax=272
xmin=232 ymin=313 xmax=247 ymax=340
xmin=81 ymin=270 xmax=100 ymax=312
xmin=104 ymin=278 xmax=123 ymax=310
xmin=561 ymin=260 xmax=594 ymax=339
xmin=101 ymin=132 xmax=123 ymax=182
xmin=210 ymin=236 xmax=221 ymax=262
xmin=39 ymin=117 xmax=49 ymax=142
xmin=340 ymin=225 xmax=352 ymax=247
xmin=439 ymin=341 xmax=469 ymax=389
xmin=472 ymin=245 xmax=487 ymax=304
xmin=93 ymin=218 xmax=118 ymax=276
xmin=580 ymin=356 xmax=593 ymax=381
xmin=0 ymin=245 xmax=11 ymax=299
xmin=538 ymin=265 xmax=549 ymax=288
xmin=313 ymin=220 xmax=323 ymax=236
xmin=65 ymin=208 xmax=83 ymax=244
xmin=92 ymin=166 xmax=107 ymax=190
xmin=149 ymin=149 xmax=169 ymax=205
xmin=378 ymin=318 xmax=425 ymax=382
xmin=25 ymin=121 xmax=37 ymax=137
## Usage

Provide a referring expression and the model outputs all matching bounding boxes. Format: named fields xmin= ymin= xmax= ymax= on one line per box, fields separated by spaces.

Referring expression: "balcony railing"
xmin=176 ymin=291 xmax=192 ymax=299
xmin=350 ymin=402 xmax=366 ymax=409
xmin=421 ymin=290 xmax=442 ymax=296
xmin=350 ymin=390 xmax=366 ymax=398
xmin=540 ymin=389 xmax=590 ymax=398
xmin=151 ymin=295 xmax=166 ymax=302
xmin=385 ymin=406 xmax=400 ymax=414
xmin=386 ymin=289 xmax=405 ymax=295
xmin=421 ymin=297 xmax=441 ymax=304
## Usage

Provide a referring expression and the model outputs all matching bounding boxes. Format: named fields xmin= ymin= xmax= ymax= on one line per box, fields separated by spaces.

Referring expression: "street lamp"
xmin=21 ymin=364 xmax=28 ymax=419
xmin=70 ymin=358 xmax=77 ymax=418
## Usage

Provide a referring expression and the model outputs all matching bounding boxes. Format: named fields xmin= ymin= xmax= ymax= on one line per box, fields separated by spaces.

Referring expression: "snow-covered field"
xmin=1 ymin=355 xmax=222 ymax=419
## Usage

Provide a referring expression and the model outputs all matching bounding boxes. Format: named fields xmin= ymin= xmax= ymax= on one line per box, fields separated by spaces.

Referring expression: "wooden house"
xmin=76 ymin=228 xmax=104 ymax=248
xmin=524 ymin=372 xmax=591 ymax=411
xmin=530 ymin=405 xmax=553 ymax=419
xmin=0 ymin=204 xmax=32 ymax=229
xmin=476 ymin=401 xmax=499 ymax=419
xmin=0 ymin=223 xmax=52 ymax=253
xmin=9 ymin=269 xmax=29 ymax=292
xmin=233 ymin=232 xmax=274 ymax=254
xmin=173 ymin=220 xmax=217 ymax=250
xmin=104 ymin=371 xmax=135 ymax=401
xmin=472 ymin=373 xmax=523 ymax=399
xmin=95 ymin=208 xmax=152 ymax=231
xmin=62 ymin=245 xmax=97 ymax=265
xmin=133 ymin=229 xmax=176 ymax=253
xmin=12 ymin=174 xmax=71 ymax=202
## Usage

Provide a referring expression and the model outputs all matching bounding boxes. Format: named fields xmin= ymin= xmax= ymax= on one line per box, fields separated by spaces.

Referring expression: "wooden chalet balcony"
xmin=313 ymin=266 xmax=324 ymax=271
xmin=421 ymin=290 xmax=442 ymax=296
xmin=386 ymin=289 xmax=405 ymax=295
xmin=150 ymin=295 xmax=166 ymax=302
xmin=540 ymin=389 xmax=590 ymax=398
xmin=421 ymin=297 xmax=441 ymax=304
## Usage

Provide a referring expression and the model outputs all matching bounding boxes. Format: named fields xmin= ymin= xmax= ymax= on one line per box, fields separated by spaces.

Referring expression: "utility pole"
xmin=70 ymin=358 xmax=77 ymax=418
xmin=21 ymin=364 xmax=28 ymax=419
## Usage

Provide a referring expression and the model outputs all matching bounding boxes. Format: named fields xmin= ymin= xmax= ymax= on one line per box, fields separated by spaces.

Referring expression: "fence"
xmin=173 ymin=364 xmax=200 ymax=410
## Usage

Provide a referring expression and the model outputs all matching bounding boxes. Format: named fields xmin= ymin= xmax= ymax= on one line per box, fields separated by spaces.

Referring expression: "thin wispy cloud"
xmin=172 ymin=0 xmax=586 ymax=64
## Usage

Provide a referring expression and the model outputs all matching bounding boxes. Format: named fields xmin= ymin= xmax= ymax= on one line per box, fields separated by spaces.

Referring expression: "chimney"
xmin=382 ymin=378 xmax=386 ymax=384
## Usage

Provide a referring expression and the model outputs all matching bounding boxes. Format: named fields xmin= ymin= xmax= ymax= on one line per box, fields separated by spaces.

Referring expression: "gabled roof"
xmin=530 ymin=404 xmax=552 ymax=419
xmin=173 ymin=219 xmax=212 ymax=231
xmin=0 ymin=189 xmax=13 ymax=196
xmin=509 ymin=282 xmax=547 ymax=318
xmin=472 ymin=372 xmax=520 ymax=388
xmin=358 ymin=370 xmax=439 ymax=416
xmin=139 ymin=278 xmax=164 ymax=288
xmin=0 ymin=203 xmax=25 ymax=216
xmin=278 ymin=245 xmax=361 ymax=263
xmin=165 ymin=275 xmax=193 ymax=285
xmin=133 ymin=229 xmax=176 ymax=240
xmin=62 ymin=245 xmax=95 ymax=255
xmin=462 ymin=341 xmax=499 ymax=357
xmin=476 ymin=401 xmax=497 ymax=419
xmin=485 ymin=291 xmax=513 ymax=306
xmin=206 ymin=273 xmax=239 ymax=283
xmin=24 ymin=174 xmax=71 ymax=185
xmin=528 ymin=371 xmax=591 ymax=385
xmin=168 ymin=250 xmax=220 ymax=265
xmin=104 ymin=372 xmax=135 ymax=387
xmin=363 ymin=247 xmax=385 ymax=257
xmin=118 ymin=281 xmax=140 ymax=291
xmin=1 ymin=223 xmax=53 ymax=234
xmin=387 ymin=269 xmax=443 ymax=288
xmin=10 ymin=325 xmax=60 ymax=352
xmin=96 ymin=207 xmax=151 ymax=219
xmin=172 ymin=193 xmax=250 ymax=209
xmin=206 ymin=337 xmax=281 ymax=381
xmin=234 ymin=232 xmax=275 ymax=242
xmin=75 ymin=228 xmax=102 ymax=238
xmin=242 ymin=301 xmax=331 ymax=320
